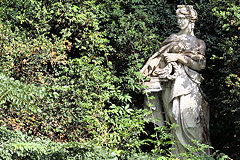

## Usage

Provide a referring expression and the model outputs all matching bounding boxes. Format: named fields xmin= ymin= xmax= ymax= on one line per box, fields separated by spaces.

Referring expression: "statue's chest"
xmin=179 ymin=36 xmax=199 ymax=51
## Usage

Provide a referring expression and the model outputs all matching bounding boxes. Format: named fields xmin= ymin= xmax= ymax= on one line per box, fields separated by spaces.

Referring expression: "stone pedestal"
xmin=143 ymin=77 xmax=166 ymax=126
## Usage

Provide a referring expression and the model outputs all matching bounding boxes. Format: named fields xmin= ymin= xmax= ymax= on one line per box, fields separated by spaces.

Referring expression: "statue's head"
xmin=176 ymin=5 xmax=197 ymax=33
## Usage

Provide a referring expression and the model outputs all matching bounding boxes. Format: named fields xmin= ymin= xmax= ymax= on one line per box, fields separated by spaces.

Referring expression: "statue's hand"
xmin=163 ymin=53 xmax=180 ymax=63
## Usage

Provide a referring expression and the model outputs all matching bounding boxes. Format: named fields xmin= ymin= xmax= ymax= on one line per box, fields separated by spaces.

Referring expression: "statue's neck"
xmin=179 ymin=24 xmax=195 ymax=36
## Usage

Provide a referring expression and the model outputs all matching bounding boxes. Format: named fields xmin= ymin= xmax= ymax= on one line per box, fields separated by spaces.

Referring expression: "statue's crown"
xmin=176 ymin=5 xmax=197 ymax=22
xmin=177 ymin=5 xmax=194 ymax=9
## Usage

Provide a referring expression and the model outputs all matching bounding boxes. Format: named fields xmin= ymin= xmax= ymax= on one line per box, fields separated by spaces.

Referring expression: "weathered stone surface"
xmin=141 ymin=5 xmax=210 ymax=156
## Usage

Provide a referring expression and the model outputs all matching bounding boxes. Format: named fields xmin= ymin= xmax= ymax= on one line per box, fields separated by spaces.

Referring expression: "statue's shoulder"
xmin=167 ymin=33 xmax=179 ymax=40
xmin=196 ymin=38 xmax=206 ymax=47
xmin=162 ymin=33 xmax=179 ymax=45
xmin=195 ymin=38 xmax=206 ymax=54
xmin=198 ymin=39 xmax=205 ymax=44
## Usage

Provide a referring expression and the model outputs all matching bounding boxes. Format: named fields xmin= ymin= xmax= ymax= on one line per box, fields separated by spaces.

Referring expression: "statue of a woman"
xmin=141 ymin=5 xmax=210 ymax=155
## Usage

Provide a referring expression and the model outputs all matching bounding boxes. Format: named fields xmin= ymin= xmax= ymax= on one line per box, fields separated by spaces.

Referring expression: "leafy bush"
xmin=0 ymin=0 xmax=239 ymax=159
xmin=197 ymin=1 xmax=240 ymax=158
xmin=0 ymin=0 xmax=167 ymax=150
xmin=179 ymin=140 xmax=230 ymax=160
xmin=0 ymin=127 xmax=230 ymax=160
xmin=0 ymin=127 xmax=118 ymax=160
xmin=0 ymin=72 xmax=45 ymax=109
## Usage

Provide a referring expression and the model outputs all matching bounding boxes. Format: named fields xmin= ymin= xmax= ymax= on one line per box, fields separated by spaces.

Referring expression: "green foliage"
xmin=0 ymin=127 xmax=229 ymax=160
xmin=179 ymin=140 xmax=230 ymax=160
xmin=197 ymin=1 xmax=240 ymax=158
xmin=0 ymin=73 xmax=45 ymax=112
xmin=149 ymin=124 xmax=176 ymax=156
xmin=0 ymin=0 xmax=239 ymax=159
xmin=0 ymin=127 xmax=118 ymax=160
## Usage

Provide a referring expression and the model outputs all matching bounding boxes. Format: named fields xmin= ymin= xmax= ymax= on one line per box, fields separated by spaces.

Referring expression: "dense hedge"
xmin=0 ymin=127 xmax=230 ymax=159
xmin=0 ymin=0 xmax=239 ymax=159
xmin=0 ymin=127 xmax=119 ymax=160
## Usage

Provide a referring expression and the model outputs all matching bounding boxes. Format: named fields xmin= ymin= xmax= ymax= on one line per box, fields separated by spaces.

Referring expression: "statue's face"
xmin=177 ymin=14 xmax=189 ymax=30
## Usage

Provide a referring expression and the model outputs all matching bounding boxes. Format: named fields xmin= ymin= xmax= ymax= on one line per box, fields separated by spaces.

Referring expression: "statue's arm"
xmin=178 ymin=54 xmax=206 ymax=71
xmin=177 ymin=40 xmax=206 ymax=71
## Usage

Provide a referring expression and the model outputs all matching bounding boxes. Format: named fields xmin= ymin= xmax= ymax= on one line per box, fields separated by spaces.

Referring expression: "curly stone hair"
xmin=176 ymin=5 xmax=197 ymax=22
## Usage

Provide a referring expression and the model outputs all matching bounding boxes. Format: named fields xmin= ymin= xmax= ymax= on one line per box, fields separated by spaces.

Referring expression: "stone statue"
xmin=141 ymin=5 xmax=210 ymax=155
